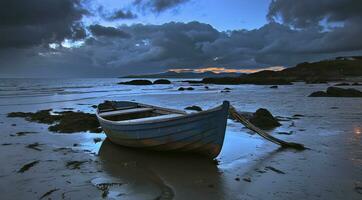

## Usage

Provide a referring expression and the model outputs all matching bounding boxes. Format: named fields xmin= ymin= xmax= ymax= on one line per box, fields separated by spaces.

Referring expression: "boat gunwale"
xmin=96 ymin=101 xmax=228 ymax=126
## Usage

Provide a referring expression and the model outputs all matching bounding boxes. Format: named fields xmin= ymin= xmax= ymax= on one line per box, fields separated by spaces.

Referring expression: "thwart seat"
xmin=119 ymin=114 xmax=184 ymax=123
xmin=99 ymin=108 xmax=153 ymax=118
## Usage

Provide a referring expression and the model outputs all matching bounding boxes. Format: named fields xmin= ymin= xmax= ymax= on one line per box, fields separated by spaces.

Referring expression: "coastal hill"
xmin=203 ymin=56 xmax=362 ymax=85
xmin=122 ymin=70 xmax=243 ymax=79
xmin=122 ymin=56 xmax=362 ymax=85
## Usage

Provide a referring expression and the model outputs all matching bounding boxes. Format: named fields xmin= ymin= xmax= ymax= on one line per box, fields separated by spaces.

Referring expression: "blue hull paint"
xmin=97 ymin=101 xmax=229 ymax=158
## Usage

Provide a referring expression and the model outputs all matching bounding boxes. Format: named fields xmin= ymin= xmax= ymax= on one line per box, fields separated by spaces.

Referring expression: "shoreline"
xmin=0 ymin=80 xmax=361 ymax=199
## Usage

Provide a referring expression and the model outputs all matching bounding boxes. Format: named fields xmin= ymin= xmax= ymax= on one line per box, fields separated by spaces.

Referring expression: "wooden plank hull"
xmin=97 ymin=101 xmax=229 ymax=158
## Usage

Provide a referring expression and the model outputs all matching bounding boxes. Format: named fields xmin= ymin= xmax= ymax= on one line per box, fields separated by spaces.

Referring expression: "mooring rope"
xmin=229 ymin=105 xmax=307 ymax=150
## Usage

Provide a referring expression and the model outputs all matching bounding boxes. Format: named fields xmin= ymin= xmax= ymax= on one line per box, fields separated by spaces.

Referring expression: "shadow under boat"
xmin=98 ymin=139 xmax=226 ymax=200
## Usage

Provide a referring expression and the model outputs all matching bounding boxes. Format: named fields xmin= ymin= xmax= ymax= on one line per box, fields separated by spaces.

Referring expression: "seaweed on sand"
xmin=66 ymin=160 xmax=88 ymax=169
xmin=265 ymin=166 xmax=286 ymax=174
xmin=18 ymin=160 xmax=39 ymax=173
xmin=8 ymin=110 xmax=102 ymax=133
xmin=39 ymin=188 xmax=59 ymax=199
xmin=26 ymin=143 xmax=42 ymax=151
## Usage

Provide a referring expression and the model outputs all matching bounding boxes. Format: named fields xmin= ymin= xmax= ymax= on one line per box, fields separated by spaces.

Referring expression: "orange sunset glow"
xmin=169 ymin=66 xmax=285 ymax=74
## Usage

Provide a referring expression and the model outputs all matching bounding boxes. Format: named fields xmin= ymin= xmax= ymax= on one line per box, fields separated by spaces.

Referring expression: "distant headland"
xmin=124 ymin=56 xmax=362 ymax=85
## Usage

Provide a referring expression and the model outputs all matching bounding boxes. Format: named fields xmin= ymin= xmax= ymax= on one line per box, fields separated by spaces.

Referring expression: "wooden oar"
xmin=229 ymin=105 xmax=307 ymax=150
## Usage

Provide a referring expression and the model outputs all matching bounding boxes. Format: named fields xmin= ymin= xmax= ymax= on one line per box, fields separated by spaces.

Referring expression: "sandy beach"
xmin=0 ymin=78 xmax=361 ymax=200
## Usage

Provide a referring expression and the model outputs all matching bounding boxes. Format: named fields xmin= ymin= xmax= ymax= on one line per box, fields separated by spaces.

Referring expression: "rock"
xmin=153 ymin=79 xmax=171 ymax=84
xmin=309 ymin=91 xmax=329 ymax=97
xmin=204 ymin=86 xmax=209 ymax=89
xmin=352 ymin=82 xmax=362 ymax=86
xmin=179 ymin=87 xmax=194 ymax=91
xmin=327 ymin=87 xmax=362 ymax=97
xmin=242 ymin=177 xmax=251 ymax=182
xmin=62 ymin=107 xmax=74 ymax=110
xmin=221 ymin=88 xmax=231 ymax=93
xmin=118 ymin=80 xmax=152 ymax=85
xmin=277 ymin=131 xmax=293 ymax=135
xmin=249 ymin=108 xmax=281 ymax=129
xmin=270 ymin=85 xmax=278 ymax=89
xmin=15 ymin=131 xmax=37 ymax=136
xmin=185 ymin=106 xmax=202 ymax=112
xmin=309 ymin=87 xmax=362 ymax=97
xmin=334 ymin=82 xmax=350 ymax=86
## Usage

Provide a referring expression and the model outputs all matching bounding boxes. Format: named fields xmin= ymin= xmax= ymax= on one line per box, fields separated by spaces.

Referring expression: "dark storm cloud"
xmin=108 ymin=10 xmax=138 ymax=20
xmin=0 ymin=0 xmax=88 ymax=48
xmin=5 ymin=18 xmax=362 ymax=77
xmin=2 ymin=0 xmax=362 ymax=77
xmin=265 ymin=0 xmax=362 ymax=63
xmin=97 ymin=6 xmax=137 ymax=21
xmin=89 ymin=25 xmax=131 ymax=38
xmin=267 ymin=0 xmax=362 ymax=28
xmin=80 ymin=19 xmax=362 ymax=74
xmin=134 ymin=0 xmax=190 ymax=13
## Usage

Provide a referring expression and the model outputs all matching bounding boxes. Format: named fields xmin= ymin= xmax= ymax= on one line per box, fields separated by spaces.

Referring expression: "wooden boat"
xmin=96 ymin=101 xmax=230 ymax=158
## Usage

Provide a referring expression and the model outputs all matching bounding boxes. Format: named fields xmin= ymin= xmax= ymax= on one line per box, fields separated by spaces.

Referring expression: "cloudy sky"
xmin=1 ymin=0 xmax=362 ymax=77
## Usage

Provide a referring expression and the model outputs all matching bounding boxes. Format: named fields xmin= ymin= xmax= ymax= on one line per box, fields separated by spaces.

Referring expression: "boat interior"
xmin=97 ymin=101 xmax=186 ymax=123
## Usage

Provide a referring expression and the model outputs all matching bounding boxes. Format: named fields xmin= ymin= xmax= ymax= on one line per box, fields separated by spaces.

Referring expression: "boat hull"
xmin=97 ymin=101 xmax=229 ymax=158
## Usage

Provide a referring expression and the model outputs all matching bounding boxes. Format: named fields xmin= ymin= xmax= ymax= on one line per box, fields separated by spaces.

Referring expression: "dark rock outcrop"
xmin=179 ymin=87 xmax=194 ymax=91
xmin=309 ymin=87 xmax=362 ymax=97
xmin=153 ymin=79 xmax=171 ymax=84
xmin=309 ymin=91 xmax=329 ymax=97
xmin=185 ymin=106 xmax=202 ymax=112
xmin=230 ymin=108 xmax=281 ymax=129
xmin=249 ymin=108 xmax=281 ymax=129
xmin=270 ymin=85 xmax=278 ymax=89
xmin=118 ymin=80 xmax=152 ymax=85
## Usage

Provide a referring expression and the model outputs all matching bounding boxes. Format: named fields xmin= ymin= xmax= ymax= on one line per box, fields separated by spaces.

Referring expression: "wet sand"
xmin=0 ymin=79 xmax=361 ymax=199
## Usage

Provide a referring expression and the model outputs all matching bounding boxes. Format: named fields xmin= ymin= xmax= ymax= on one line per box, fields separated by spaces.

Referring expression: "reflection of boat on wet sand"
xmin=98 ymin=139 xmax=223 ymax=200
xmin=96 ymin=101 xmax=229 ymax=158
